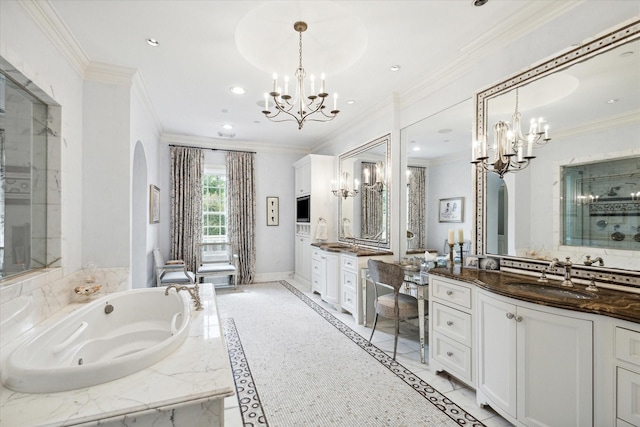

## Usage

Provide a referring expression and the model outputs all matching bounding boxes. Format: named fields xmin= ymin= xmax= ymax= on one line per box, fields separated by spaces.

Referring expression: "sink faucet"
xmin=583 ymin=255 xmax=604 ymax=266
xmin=549 ymin=257 xmax=573 ymax=287
xmin=165 ymin=284 xmax=203 ymax=311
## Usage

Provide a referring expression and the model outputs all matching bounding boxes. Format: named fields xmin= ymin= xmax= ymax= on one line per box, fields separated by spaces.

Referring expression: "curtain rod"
xmin=168 ymin=144 xmax=256 ymax=154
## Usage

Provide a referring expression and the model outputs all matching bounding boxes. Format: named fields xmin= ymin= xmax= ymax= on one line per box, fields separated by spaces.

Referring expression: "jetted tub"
xmin=1 ymin=288 xmax=191 ymax=393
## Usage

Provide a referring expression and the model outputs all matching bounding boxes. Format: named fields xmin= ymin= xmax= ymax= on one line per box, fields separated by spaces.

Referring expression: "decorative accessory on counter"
xmin=262 ymin=21 xmax=339 ymax=129
xmin=74 ymin=284 xmax=101 ymax=296
xmin=611 ymin=225 xmax=625 ymax=241
xmin=315 ymin=217 xmax=328 ymax=241
xmin=585 ymin=274 xmax=599 ymax=292
xmin=596 ymin=219 xmax=608 ymax=229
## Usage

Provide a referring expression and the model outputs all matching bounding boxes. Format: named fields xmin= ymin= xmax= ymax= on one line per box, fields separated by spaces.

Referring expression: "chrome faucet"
xmin=549 ymin=257 xmax=574 ymax=287
xmin=583 ymin=255 xmax=604 ymax=266
xmin=165 ymin=284 xmax=203 ymax=311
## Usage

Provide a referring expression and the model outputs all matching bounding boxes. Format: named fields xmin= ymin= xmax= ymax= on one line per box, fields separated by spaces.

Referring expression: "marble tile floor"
xmin=221 ymin=279 xmax=513 ymax=427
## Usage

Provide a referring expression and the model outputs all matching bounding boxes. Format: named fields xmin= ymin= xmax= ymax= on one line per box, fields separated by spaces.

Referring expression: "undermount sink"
xmin=507 ymin=283 xmax=597 ymax=300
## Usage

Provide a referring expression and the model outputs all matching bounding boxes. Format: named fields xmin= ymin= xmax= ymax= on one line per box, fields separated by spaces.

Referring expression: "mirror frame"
xmin=473 ymin=19 xmax=640 ymax=257
xmin=338 ymin=133 xmax=392 ymax=249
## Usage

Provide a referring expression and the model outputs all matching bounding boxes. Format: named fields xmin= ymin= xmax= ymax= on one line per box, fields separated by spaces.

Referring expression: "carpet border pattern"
xmin=223 ymin=280 xmax=485 ymax=427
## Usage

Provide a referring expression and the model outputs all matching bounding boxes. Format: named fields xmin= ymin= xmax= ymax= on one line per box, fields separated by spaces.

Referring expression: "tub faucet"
xmin=549 ymin=257 xmax=573 ymax=287
xmin=165 ymin=284 xmax=203 ymax=311
xmin=583 ymin=255 xmax=604 ymax=266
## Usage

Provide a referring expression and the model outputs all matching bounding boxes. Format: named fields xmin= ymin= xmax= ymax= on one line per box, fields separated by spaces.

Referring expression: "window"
xmin=203 ymin=169 xmax=227 ymax=242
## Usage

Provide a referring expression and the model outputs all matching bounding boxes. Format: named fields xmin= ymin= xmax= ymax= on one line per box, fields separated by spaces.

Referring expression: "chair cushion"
xmin=375 ymin=293 xmax=421 ymax=319
xmin=160 ymin=271 xmax=195 ymax=283
xmin=197 ymin=264 xmax=236 ymax=274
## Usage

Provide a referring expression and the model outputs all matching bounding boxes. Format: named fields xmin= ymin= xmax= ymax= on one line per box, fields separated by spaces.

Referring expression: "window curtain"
xmin=361 ymin=161 xmax=384 ymax=239
xmin=226 ymin=151 xmax=256 ymax=284
xmin=407 ymin=166 xmax=426 ymax=249
xmin=170 ymin=146 xmax=203 ymax=273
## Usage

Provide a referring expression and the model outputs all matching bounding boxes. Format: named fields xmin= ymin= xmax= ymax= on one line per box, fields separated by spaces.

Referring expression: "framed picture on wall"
xmin=150 ymin=185 xmax=160 ymax=224
xmin=439 ymin=197 xmax=464 ymax=222
xmin=267 ymin=196 xmax=279 ymax=226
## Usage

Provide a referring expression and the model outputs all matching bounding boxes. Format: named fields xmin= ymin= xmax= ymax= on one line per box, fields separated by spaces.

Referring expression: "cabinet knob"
xmin=506 ymin=312 xmax=515 ymax=319
xmin=446 ymin=351 xmax=453 ymax=357
xmin=515 ymin=315 xmax=523 ymax=322
xmin=446 ymin=321 xmax=454 ymax=326
xmin=446 ymin=290 xmax=453 ymax=296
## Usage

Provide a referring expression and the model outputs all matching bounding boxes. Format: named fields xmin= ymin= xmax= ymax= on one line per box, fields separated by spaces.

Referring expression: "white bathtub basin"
xmin=1 ymin=288 xmax=191 ymax=393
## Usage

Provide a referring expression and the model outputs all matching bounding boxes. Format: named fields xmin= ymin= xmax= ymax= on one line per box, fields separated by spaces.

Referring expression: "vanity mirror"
xmin=337 ymin=134 xmax=391 ymax=248
xmin=475 ymin=20 xmax=640 ymax=269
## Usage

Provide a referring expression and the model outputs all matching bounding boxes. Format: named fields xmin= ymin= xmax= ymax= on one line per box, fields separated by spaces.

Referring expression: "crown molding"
xmin=554 ymin=109 xmax=640 ymax=140
xmin=18 ymin=0 xmax=89 ymax=78
xmin=132 ymin=73 xmax=164 ymax=136
xmin=84 ymin=61 xmax=136 ymax=86
xmin=161 ymin=133 xmax=310 ymax=156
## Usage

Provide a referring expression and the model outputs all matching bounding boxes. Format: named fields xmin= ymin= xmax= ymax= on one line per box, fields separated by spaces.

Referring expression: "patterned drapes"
xmin=407 ymin=166 xmax=426 ymax=249
xmin=226 ymin=151 xmax=256 ymax=284
xmin=361 ymin=161 xmax=384 ymax=239
xmin=170 ymin=146 xmax=203 ymax=273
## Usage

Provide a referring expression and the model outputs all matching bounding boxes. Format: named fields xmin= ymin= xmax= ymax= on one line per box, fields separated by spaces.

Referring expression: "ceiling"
xmin=47 ymin=0 xmax=572 ymax=153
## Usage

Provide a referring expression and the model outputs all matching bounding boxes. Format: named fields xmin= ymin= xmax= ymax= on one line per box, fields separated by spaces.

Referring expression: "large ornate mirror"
xmin=400 ymin=99 xmax=473 ymax=256
xmin=337 ymin=134 xmax=391 ymax=249
xmin=474 ymin=20 xmax=640 ymax=269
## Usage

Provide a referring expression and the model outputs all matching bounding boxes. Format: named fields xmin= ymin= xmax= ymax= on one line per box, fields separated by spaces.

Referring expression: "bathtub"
xmin=1 ymin=287 xmax=191 ymax=393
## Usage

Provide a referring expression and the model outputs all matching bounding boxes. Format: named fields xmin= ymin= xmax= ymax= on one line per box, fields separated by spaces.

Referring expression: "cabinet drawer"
xmin=617 ymin=367 xmax=640 ymax=426
xmin=432 ymin=302 xmax=472 ymax=347
xmin=616 ymin=327 xmax=640 ymax=367
xmin=432 ymin=332 xmax=472 ymax=381
xmin=312 ymin=248 xmax=323 ymax=260
xmin=342 ymin=270 xmax=357 ymax=292
xmin=342 ymin=290 xmax=356 ymax=313
xmin=341 ymin=255 xmax=357 ymax=272
xmin=431 ymin=278 xmax=472 ymax=309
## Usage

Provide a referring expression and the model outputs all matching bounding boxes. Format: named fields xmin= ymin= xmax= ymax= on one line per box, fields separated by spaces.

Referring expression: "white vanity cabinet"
xmin=340 ymin=254 xmax=358 ymax=316
xmin=428 ymin=276 xmax=476 ymax=388
xmin=476 ymin=289 xmax=593 ymax=427
xmin=614 ymin=324 xmax=640 ymax=427
xmin=295 ymin=234 xmax=311 ymax=283
xmin=311 ymin=247 xmax=339 ymax=309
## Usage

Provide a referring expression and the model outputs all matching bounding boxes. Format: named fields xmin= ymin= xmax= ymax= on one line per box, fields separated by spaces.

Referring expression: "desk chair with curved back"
xmin=367 ymin=259 xmax=420 ymax=360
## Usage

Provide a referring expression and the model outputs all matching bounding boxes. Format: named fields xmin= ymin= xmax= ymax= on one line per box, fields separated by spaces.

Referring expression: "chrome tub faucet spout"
xmin=165 ymin=284 xmax=203 ymax=310
xmin=549 ymin=257 xmax=574 ymax=287
xmin=583 ymin=255 xmax=604 ymax=266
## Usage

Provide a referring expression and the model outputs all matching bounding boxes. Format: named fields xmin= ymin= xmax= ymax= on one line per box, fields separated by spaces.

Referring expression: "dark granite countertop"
xmin=429 ymin=267 xmax=640 ymax=323
xmin=311 ymin=242 xmax=393 ymax=257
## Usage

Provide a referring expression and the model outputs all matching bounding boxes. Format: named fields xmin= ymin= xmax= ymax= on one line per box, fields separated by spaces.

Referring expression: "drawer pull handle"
xmin=515 ymin=315 xmax=523 ymax=322
xmin=506 ymin=312 xmax=514 ymax=319
xmin=446 ymin=321 xmax=453 ymax=326
xmin=446 ymin=290 xmax=453 ymax=296
xmin=446 ymin=351 xmax=453 ymax=357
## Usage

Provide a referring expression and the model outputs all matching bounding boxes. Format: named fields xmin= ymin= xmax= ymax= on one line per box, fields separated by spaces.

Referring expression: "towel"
xmin=315 ymin=222 xmax=328 ymax=241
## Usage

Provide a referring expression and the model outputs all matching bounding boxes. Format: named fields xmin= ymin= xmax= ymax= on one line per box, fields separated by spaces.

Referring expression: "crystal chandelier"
xmin=332 ymin=172 xmax=359 ymax=199
xmin=262 ymin=21 xmax=339 ymax=130
xmin=472 ymin=89 xmax=551 ymax=178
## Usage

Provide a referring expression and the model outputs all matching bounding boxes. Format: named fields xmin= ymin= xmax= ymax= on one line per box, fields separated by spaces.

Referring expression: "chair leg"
xmin=393 ymin=318 xmax=400 ymax=360
xmin=368 ymin=313 xmax=379 ymax=344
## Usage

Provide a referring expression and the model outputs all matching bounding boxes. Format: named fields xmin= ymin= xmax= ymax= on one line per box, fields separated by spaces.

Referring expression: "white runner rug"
xmin=218 ymin=281 xmax=485 ymax=427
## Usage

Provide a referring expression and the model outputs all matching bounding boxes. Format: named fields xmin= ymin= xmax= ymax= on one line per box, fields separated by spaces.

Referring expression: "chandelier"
xmin=332 ymin=172 xmax=359 ymax=199
xmin=472 ymin=89 xmax=551 ymax=178
xmin=363 ymin=161 xmax=385 ymax=193
xmin=262 ymin=21 xmax=339 ymax=130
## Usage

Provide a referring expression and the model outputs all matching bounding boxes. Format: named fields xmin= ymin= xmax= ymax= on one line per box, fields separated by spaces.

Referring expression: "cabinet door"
xmin=323 ymin=253 xmax=339 ymax=305
xmin=477 ymin=291 xmax=518 ymax=419
xmin=295 ymin=162 xmax=311 ymax=195
xmin=295 ymin=236 xmax=310 ymax=282
xmin=517 ymin=306 xmax=593 ymax=427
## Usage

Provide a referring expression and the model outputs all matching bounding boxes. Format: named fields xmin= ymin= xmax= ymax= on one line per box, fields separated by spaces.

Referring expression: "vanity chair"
xmin=195 ymin=242 xmax=239 ymax=289
xmin=152 ymin=248 xmax=196 ymax=287
xmin=367 ymin=259 xmax=422 ymax=360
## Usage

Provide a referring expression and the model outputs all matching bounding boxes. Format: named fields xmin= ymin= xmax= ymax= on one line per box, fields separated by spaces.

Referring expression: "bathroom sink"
xmin=507 ymin=283 xmax=597 ymax=300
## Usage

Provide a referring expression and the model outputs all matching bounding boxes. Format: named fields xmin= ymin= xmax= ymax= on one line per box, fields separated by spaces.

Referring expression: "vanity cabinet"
xmin=476 ymin=289 xmax=593 ymax=427
xmin=311 ymin=247 xmax=339 ymax=309
xmin=295 ymin=235 xmax=311 ymax=283
xmin=340 ymin=254 xmax=358 ymax=316
xmin=428 ymin=276 xmax=475 ymax=388
xmin=614 ymin=325 xmax=640 ymax=426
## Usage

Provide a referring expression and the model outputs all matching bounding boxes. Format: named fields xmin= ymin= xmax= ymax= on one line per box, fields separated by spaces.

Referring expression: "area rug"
xmin=219 ymin=281 xmax=485 ymax=427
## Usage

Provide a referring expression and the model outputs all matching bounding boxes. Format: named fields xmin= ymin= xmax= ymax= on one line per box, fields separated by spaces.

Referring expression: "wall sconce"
xmin=331 ymin=172 xmax=359 ymax=199
xmin=363 ymin=161 xmax=385 ymax=193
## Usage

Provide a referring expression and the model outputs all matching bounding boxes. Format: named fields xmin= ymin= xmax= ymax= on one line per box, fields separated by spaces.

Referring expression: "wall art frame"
xmin=267 ymin=196 xmax=279 ymax=226
xmin=439 ymin=197 xmax=464 ymax=223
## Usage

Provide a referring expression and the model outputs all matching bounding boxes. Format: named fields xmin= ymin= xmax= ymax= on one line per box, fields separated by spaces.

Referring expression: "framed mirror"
xmin=400 ymin=99 xmax=473 ymax=256
xmin=337 ymin=134 xmax=391 ymax=249
xmin=474 ymin=20 xmax=640 ymax=269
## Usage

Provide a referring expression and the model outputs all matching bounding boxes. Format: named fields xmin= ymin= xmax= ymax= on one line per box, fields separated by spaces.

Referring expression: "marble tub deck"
xmin=0 ymin=283 xmax=234 ymax=427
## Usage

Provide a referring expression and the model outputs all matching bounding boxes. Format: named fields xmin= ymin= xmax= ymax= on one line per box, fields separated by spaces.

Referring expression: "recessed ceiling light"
xmin=607 ymin=99 xmax=619 ymax=104
xmin=146 ymin=38 xmax=159 ymax=47
xmin=390 ymin=65 xmax=401 ymax=72
xmin=230 ymin=86 xmax=246 ymax=95
xmin=438 ymin=128 xmax=453 ymax=134
xmin=222 ymin=124 xmax=234 ymax=130
xmin=346 ymin=100 xmax=356 ymax=105
xmin=472 ymin=0 xmax=488 ymax=6
xmin=412 ymin=146 xmax=421 ymax=151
